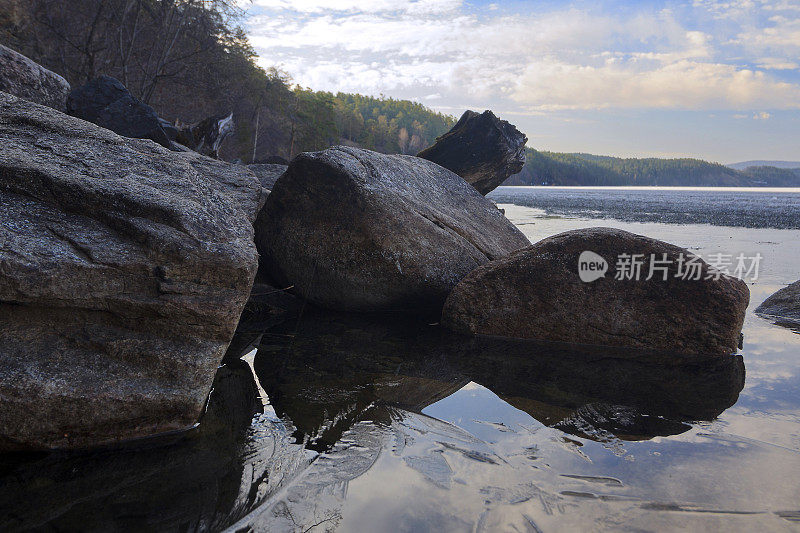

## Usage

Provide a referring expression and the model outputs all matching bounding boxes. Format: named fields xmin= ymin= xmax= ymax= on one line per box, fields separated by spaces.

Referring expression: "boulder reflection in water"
xmin=254 ymin=310 xmax=745 ymax=446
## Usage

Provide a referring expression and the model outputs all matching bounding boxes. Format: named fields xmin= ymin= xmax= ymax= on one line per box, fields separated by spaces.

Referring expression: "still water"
xmin=1 ymin=187 xmax=799 ymax=532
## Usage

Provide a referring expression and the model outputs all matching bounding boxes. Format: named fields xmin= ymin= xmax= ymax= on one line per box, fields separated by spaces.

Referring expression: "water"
xmin=1 ymin=187 xmax=799 ymax=532
xmin=489 ymin=186 xmax=800 ymax=230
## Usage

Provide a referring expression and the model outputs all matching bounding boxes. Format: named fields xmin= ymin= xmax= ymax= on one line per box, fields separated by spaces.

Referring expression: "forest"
xmin=0 ymin=0 xmax=454 ymax=161
xmin=505 ymin=149 xmax=800 ymax=187
xmin=2 ymin=0 xmax=795 ymax=186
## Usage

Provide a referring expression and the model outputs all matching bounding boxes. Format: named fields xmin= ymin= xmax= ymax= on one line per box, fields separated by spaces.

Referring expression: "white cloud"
xmin=247 ymin=0 xmax=461 ymax=14
xmin=511 ymin=59 xmax=800 ymax=111
xmin=756 ymin=57 xmax=800 ymax=69
xmin=246 ymin=1 xmax=800 ymax=112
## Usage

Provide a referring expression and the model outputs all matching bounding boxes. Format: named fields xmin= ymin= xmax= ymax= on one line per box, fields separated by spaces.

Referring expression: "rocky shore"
xmin=0 ymin=47 xmax=752 ymax=451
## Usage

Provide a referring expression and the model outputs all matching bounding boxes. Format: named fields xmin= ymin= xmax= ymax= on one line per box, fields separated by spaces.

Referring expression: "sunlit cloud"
xmin=246 ymin=1 xmax=800 ymax=112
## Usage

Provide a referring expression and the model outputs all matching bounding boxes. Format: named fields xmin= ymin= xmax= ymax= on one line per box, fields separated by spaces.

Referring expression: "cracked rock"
xmin=0 ymin=92 xmax=260 ymax=450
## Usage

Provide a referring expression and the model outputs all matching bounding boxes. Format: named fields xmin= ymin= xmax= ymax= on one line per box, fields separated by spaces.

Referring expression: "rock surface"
xmin=442 ymin=227 xmax=749 ymax=356
xmin=756 ymin=280 xmax=800 ymax=327
xmin=66 ymin=75 xmax=172 ymax=148
xmin=177 ymin=151 xmax=268 ymax=223
xmin=0 ymin=44 xmax=70 ymax=110
xmin=247 ymin=163 xmax=287 ymax=191
xmin=418 ymin=110 xmax=527 ymax=195
xmin=0 ymin=92 xmax=259 ymax=450
xmin=255 ymin=146 xmax=530 ymax=313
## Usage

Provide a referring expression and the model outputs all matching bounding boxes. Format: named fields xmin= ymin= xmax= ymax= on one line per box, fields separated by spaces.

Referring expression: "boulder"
xmin=66 ymin=75 xmax=172 ymax=148
xmin=418 ymin=110 xmax=527 ymax=195
xmin=177 ymin=151 xmax=268 ymax=222
xmin=255 ymin=146 xmax=530 ymax=313
xmin=247 ymin=163 xmax=287 ymax=191
xmin=442 ymin=227 xmax=749 ymax=356
xmin=756 ymin=280 xmax=800 ymax=327
xmin=0 ymin=92 xmax=260 ymax=450
xmin=0 ymin=44 xmax=70 ymax=111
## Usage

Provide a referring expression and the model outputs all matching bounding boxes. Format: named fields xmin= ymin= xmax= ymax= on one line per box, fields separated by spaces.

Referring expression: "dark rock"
xmin=159 ymin=116 xmax=180 ymax=141
xmin=254 ymin=155 xmax=289 ymax=165
xmin=0 ymin=44 xmax=70 ymax=111
xmin=255 ymin=146 xmax=530 ymax=313
xmin=442 ymin=227 xmax=749 ymax=356
xmin=66 ymin=75 xmax=171 ymax=148
xmin=756 ymin=280 xmax=800 ymax=329
xmin=248 ymin=163 xmax=287 ymax=191
xmin=175 ymin=112 xmax=235 ymax=159
xmin=418 ymin=110 xmax=527 ymax=195
xmin=0 ymin=93 xmax=259 ymax=450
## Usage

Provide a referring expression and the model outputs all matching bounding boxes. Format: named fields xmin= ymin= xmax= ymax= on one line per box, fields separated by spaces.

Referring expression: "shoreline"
xmin=495 ymin=185 xmax=800 ymax=192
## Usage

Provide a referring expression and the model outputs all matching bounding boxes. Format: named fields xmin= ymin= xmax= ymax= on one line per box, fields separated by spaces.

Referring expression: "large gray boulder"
xmin=255 ymin=146 xmax=530 ymax=313
xmin=418 ymin=110 xmax=527 ymax=195
xmin=756 ymin=280 xmax=800 ymax=328
xmin=0 ymin=44 xmax=70 ymax=111
xmin=0 ymin=92 xmax=261 ymax=450
xmin=442 ymin=227 xmax=749 ymax=356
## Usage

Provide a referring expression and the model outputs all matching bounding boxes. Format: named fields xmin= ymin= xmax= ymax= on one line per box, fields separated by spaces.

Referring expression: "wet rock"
xmin=247 ymin=163 xmax=287 ymax=191
xmin=756 ymin=280 xmax=800 ymax=328
xmin=0 ymin=93 xmax=259 ymax=450
xmin=417 ymin=110 xmax=527 ymax=195
xmin=0 ymin=44 xmax=70 ymax=111
xmin=255 ymin=146 xmax=530 ymax=313
xmin=66 ymin=75 xmax=172 ymax=148
xmin=442 ymin=227 xmax=749 ymax=356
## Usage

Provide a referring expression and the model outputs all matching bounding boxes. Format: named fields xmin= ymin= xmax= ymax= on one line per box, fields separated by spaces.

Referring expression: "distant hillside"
xmin=505 ymin=149 xmax=800 ymax=187
xmin=0 ymin=0 xmax=454 ymax=162
xmin=728 ymin=160 xmax=800 ymax=170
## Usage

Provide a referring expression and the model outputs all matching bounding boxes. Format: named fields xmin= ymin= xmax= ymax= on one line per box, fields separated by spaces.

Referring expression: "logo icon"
xmin=578 ymin=251 xmax=608 ymax=282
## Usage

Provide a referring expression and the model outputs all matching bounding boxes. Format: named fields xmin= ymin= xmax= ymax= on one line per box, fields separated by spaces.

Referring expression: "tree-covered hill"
xmin=505 ymin=149 xmax=800 ymax=187
xmin=0 ymin=0 xmax=454 ymax=161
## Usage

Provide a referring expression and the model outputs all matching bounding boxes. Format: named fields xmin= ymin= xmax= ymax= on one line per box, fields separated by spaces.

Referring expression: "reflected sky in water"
xmin=2 ymin=189 xmax=799 ymax=532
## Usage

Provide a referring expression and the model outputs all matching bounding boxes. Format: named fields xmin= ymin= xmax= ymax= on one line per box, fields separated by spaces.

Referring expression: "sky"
xmin=241 ymin=0 xmax=800 ymax=163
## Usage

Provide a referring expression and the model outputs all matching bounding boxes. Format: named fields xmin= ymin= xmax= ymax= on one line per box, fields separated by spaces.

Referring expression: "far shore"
xmin=496 ymin=185 xmax=800 ymax=192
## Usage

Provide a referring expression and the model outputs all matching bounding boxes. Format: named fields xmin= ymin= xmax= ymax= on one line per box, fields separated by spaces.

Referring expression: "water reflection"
xmin=0 ymin=356 xmax=308 ymax=532
xmin=254 ymin=310 xmax=745 ymax=446
xmin=0 ymin=310 xmax=751 ymax=532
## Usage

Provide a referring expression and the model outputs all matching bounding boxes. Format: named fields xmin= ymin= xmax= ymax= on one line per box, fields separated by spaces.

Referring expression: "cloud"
xmin=511 ymin=59 xmax=800 ymax=111
xmin=245 ymin=1 xmax=800 ymax=112
xmin=756 ymin=57 xmax=800 ymax=69
xmin=247 ymin=0 xmax=461 ymax=14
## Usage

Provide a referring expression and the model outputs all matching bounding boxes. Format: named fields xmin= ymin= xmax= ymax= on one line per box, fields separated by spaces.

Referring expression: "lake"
xmin=1 ymin=187 xmax=799 ymax=532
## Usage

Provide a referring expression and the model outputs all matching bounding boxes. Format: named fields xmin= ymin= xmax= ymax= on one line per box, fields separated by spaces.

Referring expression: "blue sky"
xmin=241 ymin=0 xmax=800 ymax=163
